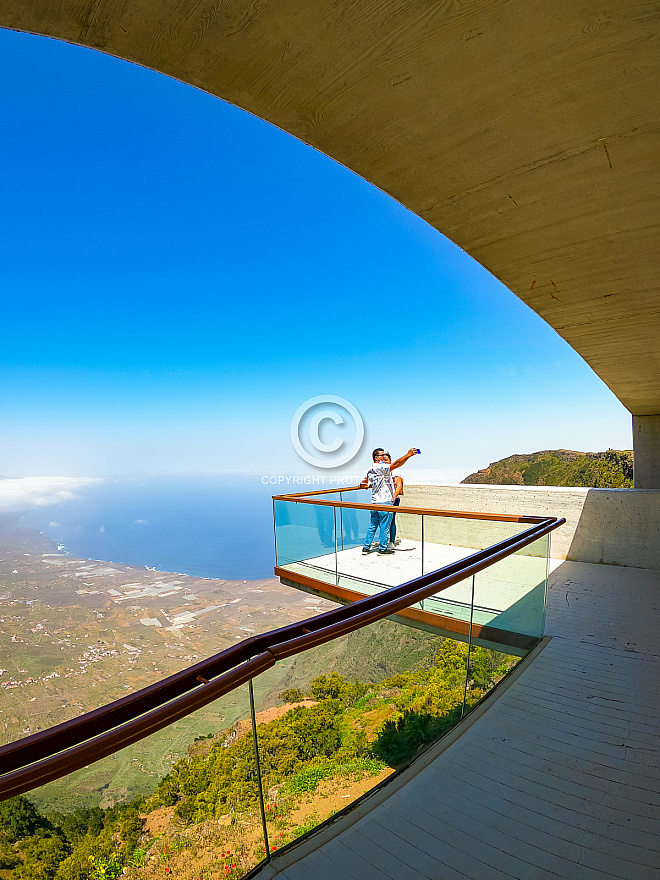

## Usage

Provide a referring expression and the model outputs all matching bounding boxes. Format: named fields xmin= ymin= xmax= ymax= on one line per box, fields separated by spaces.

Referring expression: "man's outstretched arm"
xmin=389 ymin=448 xmax=418 ymax=471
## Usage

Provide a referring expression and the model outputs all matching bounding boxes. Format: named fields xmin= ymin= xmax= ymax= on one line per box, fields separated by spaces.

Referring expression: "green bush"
xmin=14 ymin=832 xmax=69 ymax=880
xmin=309 ymin=673 xmax=370 ymax=706
xmin=0 ymin=796 xmax=51 ymax=843
xmin=373 ymin=707 xmax=462 ymax=766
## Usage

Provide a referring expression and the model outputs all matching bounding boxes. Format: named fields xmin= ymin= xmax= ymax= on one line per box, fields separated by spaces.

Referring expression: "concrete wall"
xmin=403 ymin=484 xmax=660 ymax=571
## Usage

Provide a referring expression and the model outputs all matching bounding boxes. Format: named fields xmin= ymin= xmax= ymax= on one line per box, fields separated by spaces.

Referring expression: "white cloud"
xmin=0 ymin=477 xmax=103 ymax=514
xmin=132 ymin=519 xmax=149 ymax=526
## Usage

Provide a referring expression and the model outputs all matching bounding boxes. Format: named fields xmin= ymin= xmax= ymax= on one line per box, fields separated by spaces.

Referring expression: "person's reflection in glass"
xmin=314 ymin=504 xmax=334 ymax=548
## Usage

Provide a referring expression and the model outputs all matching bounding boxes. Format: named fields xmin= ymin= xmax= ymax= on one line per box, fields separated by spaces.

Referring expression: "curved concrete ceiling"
xmin=3 ymin=2 xmax=658 ymax=414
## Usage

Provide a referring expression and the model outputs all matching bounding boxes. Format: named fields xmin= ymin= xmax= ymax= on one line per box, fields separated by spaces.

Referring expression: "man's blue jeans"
xmin=364 ymin=507 xmax=393 ymax=552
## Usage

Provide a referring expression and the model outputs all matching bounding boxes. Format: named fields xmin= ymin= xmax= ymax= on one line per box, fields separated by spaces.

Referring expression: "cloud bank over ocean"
xmin=0 ymin=477 xmax=103 ymax=514
xmin=402 ymin=466 xmax=467 ymax=485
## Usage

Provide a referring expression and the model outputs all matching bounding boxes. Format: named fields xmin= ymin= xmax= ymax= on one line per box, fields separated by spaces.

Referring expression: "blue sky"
xmin=0 ymin=28 xmax=631 ymax=482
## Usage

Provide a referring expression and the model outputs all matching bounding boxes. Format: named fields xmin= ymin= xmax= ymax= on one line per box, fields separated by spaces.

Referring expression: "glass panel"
xmin=14 ymin=684 xmax=267 ymax=880
xmin=275 ymin=493 xmax=548 ymax=645
xmin=418 ymin=513 xmax=529 ymax=556
xmin=421 ymin=532 xmax=549 ymax=645
xmin=246 ymin=607 xmax=522 ymax=851
xmin=249 ymin=614 xmax=443 ymax=848
xmin=472 ymin=531 xmax=550 ymax=639
xmin=465 ymin=635 xmax=520 ymax=716
xmin=10 ymin=592 xmax=529 ymax=876
xmin=274 ymin=497 xmax=336 ymax=571
xmin=336 ymin=488 xmax=372 ymax=556
xmin=336 ymin=491 xmax=364 ymax=553
xmin=276 ymin=496 xmax=533 ymax=580
xmin=333 ymin=508 xmax=422 ymax=597
xmin=419 ymin=548 xmax=476 ymax=626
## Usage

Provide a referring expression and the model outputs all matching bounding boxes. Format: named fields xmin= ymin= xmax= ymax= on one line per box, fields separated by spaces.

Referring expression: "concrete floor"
xmin=258 ymin=560 xmax=660 ymax=879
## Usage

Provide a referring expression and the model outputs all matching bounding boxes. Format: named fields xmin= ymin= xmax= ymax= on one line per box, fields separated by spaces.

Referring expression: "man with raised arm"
xmin=381 ymin=452 xmax=404 ymax=548
xmin=360 ymin=447 xmax=418 ymax=556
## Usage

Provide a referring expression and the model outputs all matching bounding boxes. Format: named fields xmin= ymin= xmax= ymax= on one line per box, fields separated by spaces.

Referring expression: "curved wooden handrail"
xmin=0 ymin=508 xmax=548 ymax=775
xmin=0 ymin=515 xmax=564 ymax=801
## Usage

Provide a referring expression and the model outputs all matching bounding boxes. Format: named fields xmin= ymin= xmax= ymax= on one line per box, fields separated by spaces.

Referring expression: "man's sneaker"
xmin=377 ymin=548 xmax=395 ymax=555
xmin=387 ymin=542 xmax=395 ymax=551
xmin=362 ymin=547 xmax=372 ymax=555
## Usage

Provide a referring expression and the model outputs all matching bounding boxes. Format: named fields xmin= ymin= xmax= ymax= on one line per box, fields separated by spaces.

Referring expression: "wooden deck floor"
xmin=258 ymin=560 xmax=660 ymax=879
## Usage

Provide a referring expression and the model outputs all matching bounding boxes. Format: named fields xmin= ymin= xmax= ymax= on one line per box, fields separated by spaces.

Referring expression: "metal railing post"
xmin=249 ymin=679 xmax=270 ymax=862
xmin=420 ymin=515 xmax=425 ymax=610
xmin=339 ymin=492 xmax=344 ymax=552
xmin=334 ymin=505 xmax=339 ymax=585
xmin=462 ymin=574 xmax=476 ymax=718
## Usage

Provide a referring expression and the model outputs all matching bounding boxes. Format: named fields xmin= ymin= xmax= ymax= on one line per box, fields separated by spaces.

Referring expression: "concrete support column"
xmin=633 ymin=415 xmax=660 ymax=489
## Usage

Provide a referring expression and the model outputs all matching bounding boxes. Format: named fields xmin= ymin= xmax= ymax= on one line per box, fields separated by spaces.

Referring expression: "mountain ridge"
xmin=461 ymin=449 xmax=633 ymax=488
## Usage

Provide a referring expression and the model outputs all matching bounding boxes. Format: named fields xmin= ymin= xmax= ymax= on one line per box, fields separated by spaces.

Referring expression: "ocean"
xmin=19 ymin=474 xmax=279 ymax=581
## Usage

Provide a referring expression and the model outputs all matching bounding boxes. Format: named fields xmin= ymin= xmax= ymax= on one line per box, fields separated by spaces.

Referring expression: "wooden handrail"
xmin=271 ymin=485 xmax=363 ymax=498
xmin=273 ymin=487 xmax=547 ymax=523
xmin=0 ymin=515 xmax=564 ymax=801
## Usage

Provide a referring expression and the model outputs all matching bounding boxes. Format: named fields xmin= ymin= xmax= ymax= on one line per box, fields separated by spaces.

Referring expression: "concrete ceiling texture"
xmin=3 ymin=1 xmax=658 ymax=415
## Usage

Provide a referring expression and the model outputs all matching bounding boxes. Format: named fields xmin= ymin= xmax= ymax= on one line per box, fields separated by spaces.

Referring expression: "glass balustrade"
xmin=0 ymin=496 xmax=561 ymax=880
xmin=0 ymin=599 xmax=530 ymax=879
xmin=4 ymin=685 xmax=265 ymax=880
xmin=1 ymin=602 xmax=523 ymax=880
xmin=274 ymin=490 xmax=552 ymax=648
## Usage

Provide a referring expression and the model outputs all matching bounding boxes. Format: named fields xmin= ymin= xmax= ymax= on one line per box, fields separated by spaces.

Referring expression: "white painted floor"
xmin=258 ymin=560 xmax=660 ymax=879
xmin=282 ymin=541 xmax=562 ymax=636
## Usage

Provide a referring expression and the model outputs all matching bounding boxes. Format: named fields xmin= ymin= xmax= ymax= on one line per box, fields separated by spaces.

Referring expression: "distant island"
xmin=461 ymin=449 xmax=633 ymax=488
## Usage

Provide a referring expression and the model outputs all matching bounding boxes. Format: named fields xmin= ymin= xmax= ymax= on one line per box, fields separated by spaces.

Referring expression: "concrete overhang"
xmin=2 ymin=2 xmax=658 ymax=414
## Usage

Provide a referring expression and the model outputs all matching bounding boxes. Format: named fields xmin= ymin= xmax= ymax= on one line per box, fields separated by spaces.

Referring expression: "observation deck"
xmin=0 ymin=489 xmax=566 ymax=875
xmin=274 ymin=486 xmax=558 ymax=654
xmin=264 ymin=487 xmax=660 ymax=879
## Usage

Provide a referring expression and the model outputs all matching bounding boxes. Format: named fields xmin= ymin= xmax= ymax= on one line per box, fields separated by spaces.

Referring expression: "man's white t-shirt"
xmin=366 ymin=462 xmax=395 ymax=504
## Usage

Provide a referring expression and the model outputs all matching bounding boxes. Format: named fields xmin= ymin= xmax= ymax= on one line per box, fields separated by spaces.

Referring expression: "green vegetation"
xmin=462 ymin=449 xmax=633 ymax=488
xmin=0 ymin=640 xmax=516 ymax=880
xmin=0 ymin=796 xmax=143 ymax=880
xmin=276 ymin=618 xmax=448 ymax=697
